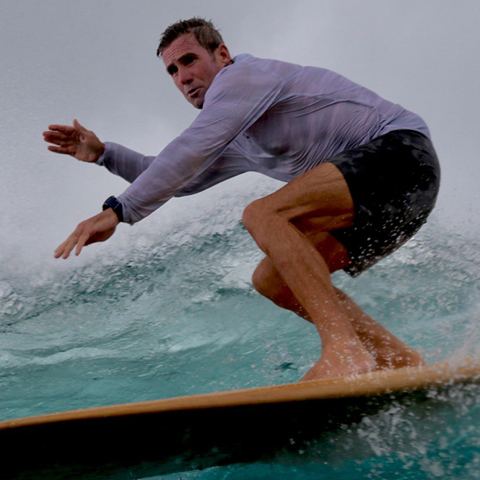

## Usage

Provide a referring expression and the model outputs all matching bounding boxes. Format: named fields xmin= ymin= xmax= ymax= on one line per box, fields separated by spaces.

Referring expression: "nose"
xmin=177 ymin=66 xmax=193 ymax=86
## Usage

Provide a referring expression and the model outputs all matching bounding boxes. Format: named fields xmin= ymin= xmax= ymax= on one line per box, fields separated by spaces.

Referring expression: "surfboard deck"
xmin=2 ymin=358 xmax=479 ymax=479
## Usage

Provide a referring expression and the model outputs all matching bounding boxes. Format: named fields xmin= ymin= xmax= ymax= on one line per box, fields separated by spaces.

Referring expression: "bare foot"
xmin=373 ymin=346 xmax=426 ymax=371
xmin=299 ymin=344 xmax=377 ymax=382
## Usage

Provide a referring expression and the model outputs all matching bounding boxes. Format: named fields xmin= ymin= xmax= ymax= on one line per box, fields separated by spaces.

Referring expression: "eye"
xmin=182 ymin=55 xmax=197 ymax=66
xmin=167 ymin=65 xmax=178 ymax=76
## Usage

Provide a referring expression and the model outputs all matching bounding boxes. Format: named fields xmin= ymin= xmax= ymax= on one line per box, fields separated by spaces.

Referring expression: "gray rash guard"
xmin=97 ymin=54 xmax=430 ymax=224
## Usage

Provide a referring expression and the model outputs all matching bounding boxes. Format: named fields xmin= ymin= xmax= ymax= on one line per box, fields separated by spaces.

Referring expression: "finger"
xmin=48 ymin=146 xmax=71 ymax=154
xmin=44 ymin=136 xmax=71 ymax=147
xmin=73 ymin=119 xmax=88 ymax=133
xmin=56 ymin=229 xmax=82 ymax=259
xmin=60 ymin=240 xmax=77 ymax=259
xmin=48 ymin=124 xmax=76 ymax=134
xmin=54 ymin=239 xmax=69 ymax=259
xmin=75 ymin=229 xmax=92 ymax=256
xmin=43 ymin=131 xmax=70 ymax=141
xmin=58 ymin=238 xmax=76 ymax=259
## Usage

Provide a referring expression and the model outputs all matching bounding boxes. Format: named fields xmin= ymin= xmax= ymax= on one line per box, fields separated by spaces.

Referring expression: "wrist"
xmin=94 ymin=142 xmax=105 ymax=163
xmin=102 ymin=196 xmax=123 ymax=222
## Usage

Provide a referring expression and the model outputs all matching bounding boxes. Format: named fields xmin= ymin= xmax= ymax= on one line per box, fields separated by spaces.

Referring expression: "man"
xmin=43 ymin=18 xmax=440 ymax=381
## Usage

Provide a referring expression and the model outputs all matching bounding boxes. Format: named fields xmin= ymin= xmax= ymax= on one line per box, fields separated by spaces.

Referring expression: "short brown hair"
xmin=157 ymin=18 xmax=224 ymax=57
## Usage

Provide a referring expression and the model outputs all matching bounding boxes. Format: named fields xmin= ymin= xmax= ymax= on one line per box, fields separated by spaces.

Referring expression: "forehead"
xmin=162 ymin=34 xmax=206 ymax=67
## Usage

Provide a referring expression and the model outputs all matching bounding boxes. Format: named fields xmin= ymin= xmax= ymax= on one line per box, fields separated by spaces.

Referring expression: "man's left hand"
xmin=55 ymin=209 xmax=120 ymax=259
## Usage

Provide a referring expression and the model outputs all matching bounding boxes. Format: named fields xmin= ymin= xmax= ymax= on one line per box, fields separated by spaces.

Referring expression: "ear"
xmin=215 ymin=44 xmax=232 ymax=67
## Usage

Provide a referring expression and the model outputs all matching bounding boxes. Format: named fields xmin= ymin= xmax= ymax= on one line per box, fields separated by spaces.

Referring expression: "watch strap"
xmin=102 ymin=196 xmax=124 ymax=222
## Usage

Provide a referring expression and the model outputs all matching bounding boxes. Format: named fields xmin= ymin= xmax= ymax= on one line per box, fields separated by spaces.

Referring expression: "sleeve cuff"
xmin=96 ymin=142 xmax=112 ymax=167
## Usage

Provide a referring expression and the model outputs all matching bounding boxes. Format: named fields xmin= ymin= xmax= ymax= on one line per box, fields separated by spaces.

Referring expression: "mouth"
xmin=187 ymin=87 xmax=200 ymax=97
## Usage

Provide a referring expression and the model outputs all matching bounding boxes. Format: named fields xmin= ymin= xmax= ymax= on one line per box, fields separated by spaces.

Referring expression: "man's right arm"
xmin=43 ymin=120 xmax=155 ymax=183
xmin=43 ymin=120 xmax=105 ymax=163
xmin=98 ymin=143 xmax=156 ymax=183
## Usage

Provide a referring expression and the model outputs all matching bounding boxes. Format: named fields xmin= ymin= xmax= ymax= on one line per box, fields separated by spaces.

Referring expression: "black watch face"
xmin=103 ymin=197 xmax=123 ymax=222
xmin=103 ymin=196 xmax=116 ymax=210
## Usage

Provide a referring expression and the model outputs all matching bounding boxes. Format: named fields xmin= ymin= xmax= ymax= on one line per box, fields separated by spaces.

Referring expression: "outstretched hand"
xmin=43 ymin=119 xmax=105 ymax=163
xmin=55 ymin=209 xmax=120 ymax=259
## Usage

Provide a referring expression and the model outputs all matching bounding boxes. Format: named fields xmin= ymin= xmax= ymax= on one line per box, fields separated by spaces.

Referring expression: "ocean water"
xmin=1 ymin=180 xmax=480 ymax=480
xmin=1 ymin=2 xmax=480 ymax=478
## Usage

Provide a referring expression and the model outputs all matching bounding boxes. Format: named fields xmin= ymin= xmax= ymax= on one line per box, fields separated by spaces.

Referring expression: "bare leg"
xmin=243 ymin=163 xmax=377 ymax=380
xmin=252 ymin=255 xmax=424 ymax=370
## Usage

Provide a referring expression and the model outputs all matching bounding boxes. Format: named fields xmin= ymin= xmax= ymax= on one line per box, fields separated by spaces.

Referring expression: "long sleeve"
xmin=96 ymin=138 xmax=252 ymax=198
xmin=116 ymin=58 xmax=284 ymax=224
xmin=97 ymin=142 xmax=155 ymax=183
xmin=98 ymin=54 xmax=430 ymax=225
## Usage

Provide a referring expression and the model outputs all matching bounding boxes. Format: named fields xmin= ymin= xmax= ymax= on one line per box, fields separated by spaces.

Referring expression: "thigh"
xmin=254 ymin=162 xmax=355 ymax=234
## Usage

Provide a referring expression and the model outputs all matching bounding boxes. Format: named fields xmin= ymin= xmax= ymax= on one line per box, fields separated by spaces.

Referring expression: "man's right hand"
xmin=43 ymin=119 xmax=105 ymax=163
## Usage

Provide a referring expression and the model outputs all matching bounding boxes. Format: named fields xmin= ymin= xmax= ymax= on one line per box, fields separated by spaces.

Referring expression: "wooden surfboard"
xmin=2 ymin=358 xmax=479 ymax=479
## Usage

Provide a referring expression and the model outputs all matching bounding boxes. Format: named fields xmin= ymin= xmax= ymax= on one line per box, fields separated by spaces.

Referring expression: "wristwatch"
xmin=102 ymin=196 xmax=124 ymax=222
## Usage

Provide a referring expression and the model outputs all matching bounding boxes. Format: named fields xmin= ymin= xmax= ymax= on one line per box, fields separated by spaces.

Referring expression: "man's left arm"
xmin=55 ymin=61 xmax=281 ymax=257
xmin=116 ymin=63 xmax=282 ymax=224
xmin=54 ymin=208 xmax=119 ymax=259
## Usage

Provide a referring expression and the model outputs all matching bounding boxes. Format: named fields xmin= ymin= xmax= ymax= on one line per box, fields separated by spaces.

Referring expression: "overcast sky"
xmin=1 ymin=0 xmax=479 ymax=269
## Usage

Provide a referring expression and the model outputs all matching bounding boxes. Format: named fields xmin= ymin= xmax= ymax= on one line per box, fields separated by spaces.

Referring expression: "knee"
xmin=242 ymin=199 xmax=282 ymax=252
xmin=251 ymin=262 xmax=270 ymax=297
xmin=241 ymin=199 xmax=264 ymax=234
xmin=251 ymin=259 xmax=285 ymax=303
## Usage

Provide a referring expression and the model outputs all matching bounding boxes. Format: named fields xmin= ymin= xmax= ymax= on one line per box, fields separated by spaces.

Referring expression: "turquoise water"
xmin=2 ymin=2 xmax=480 ymax=478
xmin=1 ymin=211 xmax=480 ymax=479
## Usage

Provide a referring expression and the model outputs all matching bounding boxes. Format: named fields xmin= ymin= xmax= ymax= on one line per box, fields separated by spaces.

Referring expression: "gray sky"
xmin=1 ymin=0 xmax=479 ymax=269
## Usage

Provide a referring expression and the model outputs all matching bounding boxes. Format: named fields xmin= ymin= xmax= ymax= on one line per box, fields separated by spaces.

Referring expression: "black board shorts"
xmin=327 ymin=130 xmax=440 ymax=276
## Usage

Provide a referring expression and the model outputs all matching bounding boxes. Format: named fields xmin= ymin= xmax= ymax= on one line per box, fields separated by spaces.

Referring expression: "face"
xmin=162 ymin=34 xmax=231 ymax=109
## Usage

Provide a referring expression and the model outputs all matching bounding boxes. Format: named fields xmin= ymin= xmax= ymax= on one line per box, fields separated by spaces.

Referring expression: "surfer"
xmin=43 ymin=18 xmax=440 ymax=381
